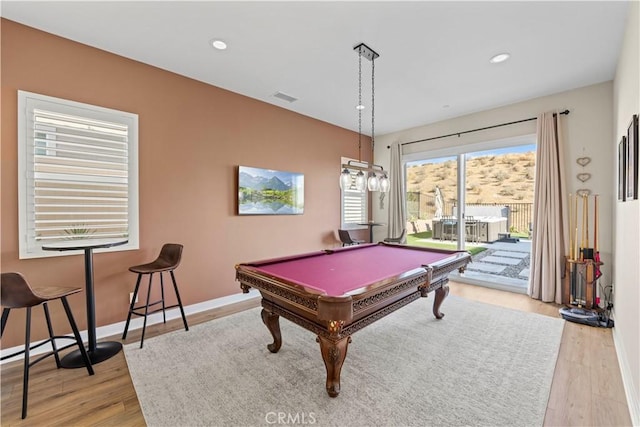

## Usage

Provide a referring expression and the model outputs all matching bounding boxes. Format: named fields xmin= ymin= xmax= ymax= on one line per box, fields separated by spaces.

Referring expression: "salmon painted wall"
xmin=0 ymin=19 xmax=371 ymax=348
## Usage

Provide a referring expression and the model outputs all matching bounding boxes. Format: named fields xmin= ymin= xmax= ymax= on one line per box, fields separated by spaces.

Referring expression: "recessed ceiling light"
xmin=489 ymin=53 xmax=510 ymax=64
xmin=211 ymin=39 xmax=227 ymax=50
xmin=356 ymin=104 xmax=365 ymax=110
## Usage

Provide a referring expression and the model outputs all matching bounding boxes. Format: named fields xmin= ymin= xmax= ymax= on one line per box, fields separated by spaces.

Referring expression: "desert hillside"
xmin=406 ymin=151 xmax=535 ymax=206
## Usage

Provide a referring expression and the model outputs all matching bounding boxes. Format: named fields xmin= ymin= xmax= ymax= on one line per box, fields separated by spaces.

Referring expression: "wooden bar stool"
xmin=0 ymin=272 xmax=94 ymax=419
xmin=122 ymin=243 xmax=189 ymax=348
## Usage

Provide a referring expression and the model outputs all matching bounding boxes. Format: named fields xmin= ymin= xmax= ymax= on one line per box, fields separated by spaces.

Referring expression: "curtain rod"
xmin=387 ymin=109 xmax=570 ymax=149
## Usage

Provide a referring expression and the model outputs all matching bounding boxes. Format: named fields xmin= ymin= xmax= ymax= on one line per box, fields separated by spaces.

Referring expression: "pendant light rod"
xmin=341 ymin=160 xmax=386 ymax=174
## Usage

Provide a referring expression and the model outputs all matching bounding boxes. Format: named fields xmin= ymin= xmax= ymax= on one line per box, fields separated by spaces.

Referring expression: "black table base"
xmin=61 ymin=341 xmax=123 ymax=368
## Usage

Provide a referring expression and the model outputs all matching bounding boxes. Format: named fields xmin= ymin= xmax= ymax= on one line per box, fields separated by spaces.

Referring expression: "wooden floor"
xmin=1 ymin=282 xmax=632 ymax=426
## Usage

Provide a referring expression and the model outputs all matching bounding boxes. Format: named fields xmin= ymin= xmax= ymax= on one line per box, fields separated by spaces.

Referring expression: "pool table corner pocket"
xmin=317 ymin=295 xmax=353 ymax=323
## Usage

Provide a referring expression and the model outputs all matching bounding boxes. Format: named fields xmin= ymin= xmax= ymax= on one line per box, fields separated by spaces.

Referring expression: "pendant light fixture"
xmin=339 ymin=43 xmax=389 ymax=193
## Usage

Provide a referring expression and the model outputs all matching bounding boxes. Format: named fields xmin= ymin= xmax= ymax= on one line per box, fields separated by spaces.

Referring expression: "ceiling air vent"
xmin=272 ymin=91 xmax=298 ymax=103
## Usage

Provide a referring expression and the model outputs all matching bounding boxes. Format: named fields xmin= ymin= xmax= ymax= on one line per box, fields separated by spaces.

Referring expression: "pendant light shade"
xmin=355 ymin=171 xmax=367 ymax=192
xmin=367 ymin=173 xmax=380 ymax=191
xmin=340 ymin=168 xmax=352 ymax=190
xmin=379 ymin=174 xmax=390 ymax=193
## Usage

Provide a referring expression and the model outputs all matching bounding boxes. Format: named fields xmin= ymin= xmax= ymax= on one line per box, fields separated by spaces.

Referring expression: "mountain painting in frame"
xmin=238 ymin=166 xmax=304 ymax=215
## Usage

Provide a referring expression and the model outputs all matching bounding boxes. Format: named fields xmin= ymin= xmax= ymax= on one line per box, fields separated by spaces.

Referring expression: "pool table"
xmin=235 ymin=243 xmax=471 ymax=397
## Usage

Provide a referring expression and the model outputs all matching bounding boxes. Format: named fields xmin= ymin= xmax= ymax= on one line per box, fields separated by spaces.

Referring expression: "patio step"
xmin=481 ymin=255 xmax=523 ymax=266
xmin=467 ymin=262 xmax=506 ymax=273
xmin=491 ymin=250 xmax=529 ymax=259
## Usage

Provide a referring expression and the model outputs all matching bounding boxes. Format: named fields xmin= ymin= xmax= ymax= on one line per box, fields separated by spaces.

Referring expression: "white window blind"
xmin=340 ymin=159 xmax=368 ymax=229
xmin=18 ymin=91 xmax=139 ymax=258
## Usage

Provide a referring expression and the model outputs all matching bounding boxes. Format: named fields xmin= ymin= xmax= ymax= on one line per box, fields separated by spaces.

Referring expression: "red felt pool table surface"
xmin=245 ymin=244 xmax=456 ymax=297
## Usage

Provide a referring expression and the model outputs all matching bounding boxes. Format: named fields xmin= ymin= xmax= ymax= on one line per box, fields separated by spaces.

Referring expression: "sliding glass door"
xmin=405 ymin=139 xmax=536 ymax=292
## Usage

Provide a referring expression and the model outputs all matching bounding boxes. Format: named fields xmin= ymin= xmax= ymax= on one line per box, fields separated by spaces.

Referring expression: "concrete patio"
xmin=454 ymin=239 xmax=531 ymax=293
xmin=412 ymin=236 xmax=532 ymax=293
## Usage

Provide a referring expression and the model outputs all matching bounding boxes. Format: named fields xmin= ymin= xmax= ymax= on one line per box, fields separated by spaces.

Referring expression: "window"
xmin=18 ymin=91 xmax=139 ymax=259
xmin=340 ymin=157 xmax=368 ymax=229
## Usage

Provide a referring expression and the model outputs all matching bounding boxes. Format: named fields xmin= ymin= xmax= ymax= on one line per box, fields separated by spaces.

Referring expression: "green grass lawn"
xmin=510 ymin=231 xmax=530 ymax=238
xmin=406 ymin=231 xmax=487 ymax=256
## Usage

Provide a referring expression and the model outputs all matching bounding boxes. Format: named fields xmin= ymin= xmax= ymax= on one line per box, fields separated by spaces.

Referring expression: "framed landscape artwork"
xmin=618 ymin=136 xmax=626 ymax=201
xmin=626 ymin=114 xmax=638 ymax=201
xmin=238 ymin=166 xmax=304 ymax=215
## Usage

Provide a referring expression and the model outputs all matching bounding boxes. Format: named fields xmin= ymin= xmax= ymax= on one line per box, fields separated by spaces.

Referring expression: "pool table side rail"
xmin=239 ymin=249 xmax=335 ymax=267
xmin=236 ymin=267 xmax=321 ymax=312
xmin=423 ymin=251 xmax=471 ymax=281
xmin=263 ymin=289 xmax=424 ymax=342
xmin=239 ymin=243 xmax=379 ymax=268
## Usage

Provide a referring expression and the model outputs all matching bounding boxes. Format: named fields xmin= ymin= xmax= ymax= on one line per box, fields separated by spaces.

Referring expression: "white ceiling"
xmin=0 ymin=1 xmax=630 ymax=135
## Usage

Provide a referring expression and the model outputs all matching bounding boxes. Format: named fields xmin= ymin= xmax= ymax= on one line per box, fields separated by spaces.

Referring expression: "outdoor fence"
xmin=407 ymin=191 xmax=533 ymax=234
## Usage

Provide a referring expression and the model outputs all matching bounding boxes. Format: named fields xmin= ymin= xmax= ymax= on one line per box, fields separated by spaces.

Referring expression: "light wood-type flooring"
xmin=1 ymin=282 xmax=632 ymax=426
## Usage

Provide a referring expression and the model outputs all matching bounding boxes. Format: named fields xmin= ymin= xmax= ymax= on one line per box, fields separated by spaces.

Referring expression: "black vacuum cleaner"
xmin=559 ymin=306 xmax=614 ymax=328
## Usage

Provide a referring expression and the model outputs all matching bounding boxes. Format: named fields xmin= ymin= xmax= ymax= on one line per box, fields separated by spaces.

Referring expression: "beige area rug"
xmin=123 ymin=296 xmax=564 ymax=427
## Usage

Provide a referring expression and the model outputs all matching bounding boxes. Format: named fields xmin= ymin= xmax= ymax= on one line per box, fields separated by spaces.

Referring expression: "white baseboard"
xmin=1 ymin=289 xmax=260 ymax=364
xmin=612 ymin=324 xmax=640 ymax=426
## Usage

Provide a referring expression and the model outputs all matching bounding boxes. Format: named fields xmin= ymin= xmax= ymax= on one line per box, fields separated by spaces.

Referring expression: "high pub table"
xmin=357 ymin=221 xmax=385 ymax=243
xmin=42 ymin=238 xmax=128 ymax=368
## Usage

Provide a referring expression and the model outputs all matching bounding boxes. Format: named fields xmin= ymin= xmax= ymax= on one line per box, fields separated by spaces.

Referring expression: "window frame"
xmin=17 ymin=90 xmax=139 ymax=259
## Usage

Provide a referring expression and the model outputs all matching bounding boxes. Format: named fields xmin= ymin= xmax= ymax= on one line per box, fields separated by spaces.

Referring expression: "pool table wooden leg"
xmin=261 ymin=308 xmax=282 ymax=353
xmin=433 ymin=283 xmax=450 ymax=319
xmin=317 ymin=335 xmax=351 ymax=398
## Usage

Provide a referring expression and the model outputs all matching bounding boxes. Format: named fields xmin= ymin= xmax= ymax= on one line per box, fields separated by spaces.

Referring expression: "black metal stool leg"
xmin=160 ymin=273 xmax=166 ymax=324
xmin=170 ymin=270 xmax=189 ymax=331
xmin=42 ymin=302 xmax=61 ymax=368
xmin=61 ymin=297 xmax=94 ymax=376
xmin=1 ymin=308 xmax=10 ymax=337
xmin=140 ymin=273 xmax=154 ymax=348
xmin=21 ymin=307 xmax=32 ymax=419
xmin=122 ymin=274 xmax=142 ymax=340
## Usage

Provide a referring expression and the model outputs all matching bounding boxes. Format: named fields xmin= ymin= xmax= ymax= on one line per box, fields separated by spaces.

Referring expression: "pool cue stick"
xmin=569 ymin=224 xmax=578 ymax=304
xmin=574 ymin=227 xmax=578 ymax=264
xmin=583 ymin=196 xmax=593 ymax=259
xmin=593 ymin=195 xmax=598 ymax=255
xmin=568 ymin=193 xmax=576 ymax=302
xmin=580 ymin=194 xmax=588 ymax=304
xmin=568 ymin=193 xmax=573 ymax=260
xmin=574 ymin=194 xmax=579 ymax=260
xmin=594 ymin=194 xmax=602 ymax=280
xmin=581 ymin=194 xmax=587 ymax=260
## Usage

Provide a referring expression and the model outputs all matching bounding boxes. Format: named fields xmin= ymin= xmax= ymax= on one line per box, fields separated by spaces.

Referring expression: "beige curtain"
xmin=388 ymin=143 xmax=407 ymax=242
xmin=528 ymin=111 xmax=568 ymax=303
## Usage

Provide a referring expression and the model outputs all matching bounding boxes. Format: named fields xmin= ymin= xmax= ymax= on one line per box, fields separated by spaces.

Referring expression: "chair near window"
xmin=1 ymin=272 xmax=94 ymax=419
xmin=465 ymin=216 xmax=479 ymax=243
xmin=384 ymin=229 xmax=407 ymax=244
xmin=338 ymin=230 xmax=365 ymax=246
xmin=441 ymin=215 xmax=457 ymax=241
xmin=122 ymin=243 xmax=189 ymax=348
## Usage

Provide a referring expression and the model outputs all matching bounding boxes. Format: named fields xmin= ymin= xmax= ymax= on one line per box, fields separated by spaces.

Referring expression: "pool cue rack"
xmin=562 ymin=258 xmax=602 ymax=309
xmin=562 ymin=193 xmax=602 ymax=309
